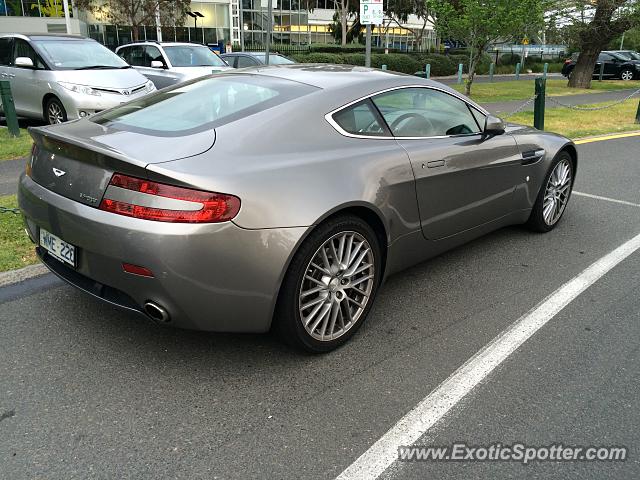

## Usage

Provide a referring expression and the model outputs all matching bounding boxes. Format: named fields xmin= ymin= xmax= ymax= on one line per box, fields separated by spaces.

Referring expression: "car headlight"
xmin=58 ymin=81 xmax=101 ymax=96
xmin=145 ymin=80 xmax=156 ymax=93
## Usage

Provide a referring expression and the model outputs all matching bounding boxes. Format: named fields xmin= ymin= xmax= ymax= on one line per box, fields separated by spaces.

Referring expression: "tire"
xmin=526 ymin=151 xmax=574 ymax=233
xmin=45 ymin=97 xmax=67 ymax=125
xmin=274 ymin=215 xmax=382 ymax=353
xmin=620 ymin=69 xmax=634 ymax=81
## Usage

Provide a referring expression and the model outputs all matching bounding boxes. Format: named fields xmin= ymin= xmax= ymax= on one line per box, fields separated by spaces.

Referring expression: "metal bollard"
xmin=381 ymin=64 xmax=387 ymax=70
xmin=598 ymin=62 xmax=605 ymax=82
xmin=0 ymin=80 xmax=20 ymax=137
xmin=425 ymin=64 xmax=431 ymax=79
xmin=457 ymin=63 xmax=463 ymax=84
xmin=543 ymin=62 xmax=549 ymax=80
xmin=489 ymin=62 xmax=495 ymax=82
xmin=534 ymin=77 xmax=546 ymax=131
xmin=515 ymin=62 xmax=521 ymax=80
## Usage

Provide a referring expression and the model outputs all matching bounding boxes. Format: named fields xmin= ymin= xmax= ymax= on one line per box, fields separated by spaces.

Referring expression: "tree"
xmin=386 ymin=0 xmax=433 ymax=49
xmin=555 ymin=1 xmax=640 ymax=88
xmin=429 ymin=0 xmax=544 ymax=95
xmin=610 ymin=25 xmax=640 ymax=50
xmin=75 ymin=0 xmax=191 ymax=41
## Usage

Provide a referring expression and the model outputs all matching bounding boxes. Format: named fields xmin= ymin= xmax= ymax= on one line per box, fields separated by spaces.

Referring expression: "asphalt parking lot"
xmin=1 ymin=135 xmax=639 ymax=479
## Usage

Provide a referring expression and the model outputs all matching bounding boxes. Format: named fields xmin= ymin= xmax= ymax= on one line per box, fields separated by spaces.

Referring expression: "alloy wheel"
xmin=543 ymin=158 xmax=572 ymax=226
xmin=298 ymin=231 xmax=375 ymax=342
xmin=48 ymin=102 xmax=64 ymax=124
xmin=621 ymin=70 xmax=634 ymax=81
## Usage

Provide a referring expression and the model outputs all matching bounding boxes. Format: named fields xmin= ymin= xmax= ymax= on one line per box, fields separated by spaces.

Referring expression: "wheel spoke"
xmin=344 ymin=248 xmax=370 ymax=276
xmin=309 ymin=303 xmax=332 ymax=333
xmin=350 ymin=274 xmax=373 ymax=288
xmin=305 ymin=275 xmax=326 ymax=288
xmin=301 ymin=295 xmax=326 ymax=311
xmin=310 ymin=261 xmax=331 ymax=276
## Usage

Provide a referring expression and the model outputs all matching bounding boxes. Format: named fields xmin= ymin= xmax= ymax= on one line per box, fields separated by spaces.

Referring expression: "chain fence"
xmin=0 ymin=206 xmax=21 ymax=215
xmin=498 ymin=86 xmax=640 ymax=120
xmin=546 ymin=87 xmax=640 ymax=111
xmin=500 ymin=94 xmax=539 ymax=119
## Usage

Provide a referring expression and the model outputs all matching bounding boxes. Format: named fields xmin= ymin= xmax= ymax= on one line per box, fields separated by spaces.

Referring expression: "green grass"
xmin=510 ymin=99 xmax=640 ymax=139
xmin=453 ymin=79 xmax=640 ymax=103
xmin=0 ymin=195 xmax=37 ymax=272
xmin=0 ymin=128 xmax=32 ymax=162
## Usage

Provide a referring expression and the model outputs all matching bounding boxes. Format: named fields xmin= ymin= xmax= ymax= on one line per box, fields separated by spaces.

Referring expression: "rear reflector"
xmin=100 ymin=173 xmax=241 ymax=223
xmin=122 ymin=263 xmax=154 ymax=277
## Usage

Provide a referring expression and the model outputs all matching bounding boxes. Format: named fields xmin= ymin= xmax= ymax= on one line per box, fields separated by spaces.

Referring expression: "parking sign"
xmin=360 ymin=0 xmax=383 ymax=25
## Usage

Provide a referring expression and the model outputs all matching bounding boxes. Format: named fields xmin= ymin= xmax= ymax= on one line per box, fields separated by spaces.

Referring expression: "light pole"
xmin=187 ymin=11 xmax=205 ymax=44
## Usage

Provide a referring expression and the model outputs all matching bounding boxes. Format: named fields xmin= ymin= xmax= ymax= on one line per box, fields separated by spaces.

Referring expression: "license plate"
xmin=39 ymin=228 xmax=76 ymax=267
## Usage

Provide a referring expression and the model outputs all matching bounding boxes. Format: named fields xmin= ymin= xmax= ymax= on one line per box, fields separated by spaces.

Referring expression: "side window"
xmin=332 ymin=100 xmax=387 ymax=137
xmin=144 ymin=45 xmax=165 ymax=67
xmin=469 ymin=107 xmax=486 ymax=131
xmin=237 ymin=55 xmax=258 ymax=68
xmin=13 ymin=39 xmax=45 ymax=69
xmin=225 ymin=56 xmax=238 ymax=68
xmin=372 ymin=88 xmax=481 ymax=137
xmin=118 ymin=46 xmax=140 ymax=66
xmin=127 ymin=46 xmax=147 ymax=66
xmin=0 ymin=38 xmax=13 ymax=66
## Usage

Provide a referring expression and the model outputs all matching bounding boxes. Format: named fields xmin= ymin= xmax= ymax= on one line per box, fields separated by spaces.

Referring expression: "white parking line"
xmin=573 ymin=191 xmax=640 ymax=208
xmin=336 ymin=232 xmax=640 ymax=480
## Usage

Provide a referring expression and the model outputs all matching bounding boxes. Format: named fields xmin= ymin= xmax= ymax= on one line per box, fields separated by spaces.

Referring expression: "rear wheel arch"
xmin=268 ymin=204 xmax=389 ymax=333
xmin=42 ymin=94 xmax=66 ymax=123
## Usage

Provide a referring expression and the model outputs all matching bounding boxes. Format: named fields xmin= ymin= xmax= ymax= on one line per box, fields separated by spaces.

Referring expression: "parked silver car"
xmin=116 ymin=41 xmax=232 ymax=89
xmin=220 ymin=51 xmax=296 ymax=68
xmin=0 ymin=33 xmax=155 ymax=124
xmin=18 ymin=65 xmax=576 ymax=352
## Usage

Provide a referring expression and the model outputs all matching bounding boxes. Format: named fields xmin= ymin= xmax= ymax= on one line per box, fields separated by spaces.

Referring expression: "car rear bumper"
xmin=18 ymin=173 xmax=307 ymax=333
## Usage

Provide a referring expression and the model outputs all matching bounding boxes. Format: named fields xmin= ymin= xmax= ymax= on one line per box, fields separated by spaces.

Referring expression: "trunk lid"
xmin=28 ymin=119 xmax=215 ymax=207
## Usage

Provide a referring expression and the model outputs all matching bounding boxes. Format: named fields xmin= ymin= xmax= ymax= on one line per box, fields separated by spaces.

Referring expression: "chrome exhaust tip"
xmin=144 ymin=301 xmax=170 ymax=323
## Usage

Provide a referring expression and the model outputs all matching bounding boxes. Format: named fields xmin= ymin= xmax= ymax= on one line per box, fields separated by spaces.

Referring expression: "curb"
xmin=0 ymin=262 xmax=49 ymax=288
xmin=573 ymin=130 xmax=640 ymax=144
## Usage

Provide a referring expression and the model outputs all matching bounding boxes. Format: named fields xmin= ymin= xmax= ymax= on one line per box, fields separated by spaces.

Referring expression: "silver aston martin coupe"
xmin=18 ymin=64 xmax=576 ymax=352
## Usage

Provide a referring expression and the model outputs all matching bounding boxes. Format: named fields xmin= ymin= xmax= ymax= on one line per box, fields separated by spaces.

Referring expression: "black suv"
xmin=562 ymin=51 xmax=640 ymax=80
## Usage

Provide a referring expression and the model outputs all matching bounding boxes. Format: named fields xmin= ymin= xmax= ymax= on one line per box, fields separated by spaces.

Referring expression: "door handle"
xmin=521 ymin=149 xmax=545 ymax=165
xmin=423 ymin=160 xmax=445 ymax=168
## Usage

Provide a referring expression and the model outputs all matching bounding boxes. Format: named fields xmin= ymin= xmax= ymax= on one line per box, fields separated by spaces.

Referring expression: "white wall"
xmin=0 ymin=17 xmax=85 ymax=35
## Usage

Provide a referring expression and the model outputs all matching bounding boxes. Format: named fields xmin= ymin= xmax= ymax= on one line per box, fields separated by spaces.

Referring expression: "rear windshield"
xmin=163 ymin=45 xmax=227 ymax=67
xmin=91 ymin=74 xmax=318 ymax=136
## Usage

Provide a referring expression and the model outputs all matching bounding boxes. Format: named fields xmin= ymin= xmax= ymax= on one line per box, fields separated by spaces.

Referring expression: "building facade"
xmin=0 ymin=0 xmax=434 ymax=50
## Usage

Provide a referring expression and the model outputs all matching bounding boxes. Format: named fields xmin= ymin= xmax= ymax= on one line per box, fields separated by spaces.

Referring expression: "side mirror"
xmin=150 ymin=60 xmax=165 ymax=69
xmin=15 ymin=57 xmax=34 ymax=68
xmin=484 ymin=115 xmax=505 ymax=135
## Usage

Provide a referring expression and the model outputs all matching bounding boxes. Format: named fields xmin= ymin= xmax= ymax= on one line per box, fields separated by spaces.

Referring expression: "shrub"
xmin=370 ymin=53 xmax=420 ymax=74
xmin=416 ymin=54 xmax=457 ymax=76
xmin=342 ymin=53 xmax=366 ymax=66
xmin=500 ymin=53 xmax=522 ymax=65
xmin=310 ymin=43 xmax=364 ymax=53
xmin=294 ymin=52 xmax=345 ymax=64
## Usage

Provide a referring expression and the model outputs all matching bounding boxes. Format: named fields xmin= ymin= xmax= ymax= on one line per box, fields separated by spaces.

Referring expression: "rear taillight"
xmin=99 ymin=173 xmax=240 ymax=223
xmin=26 ymin=143 xmax=37 ymax=178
